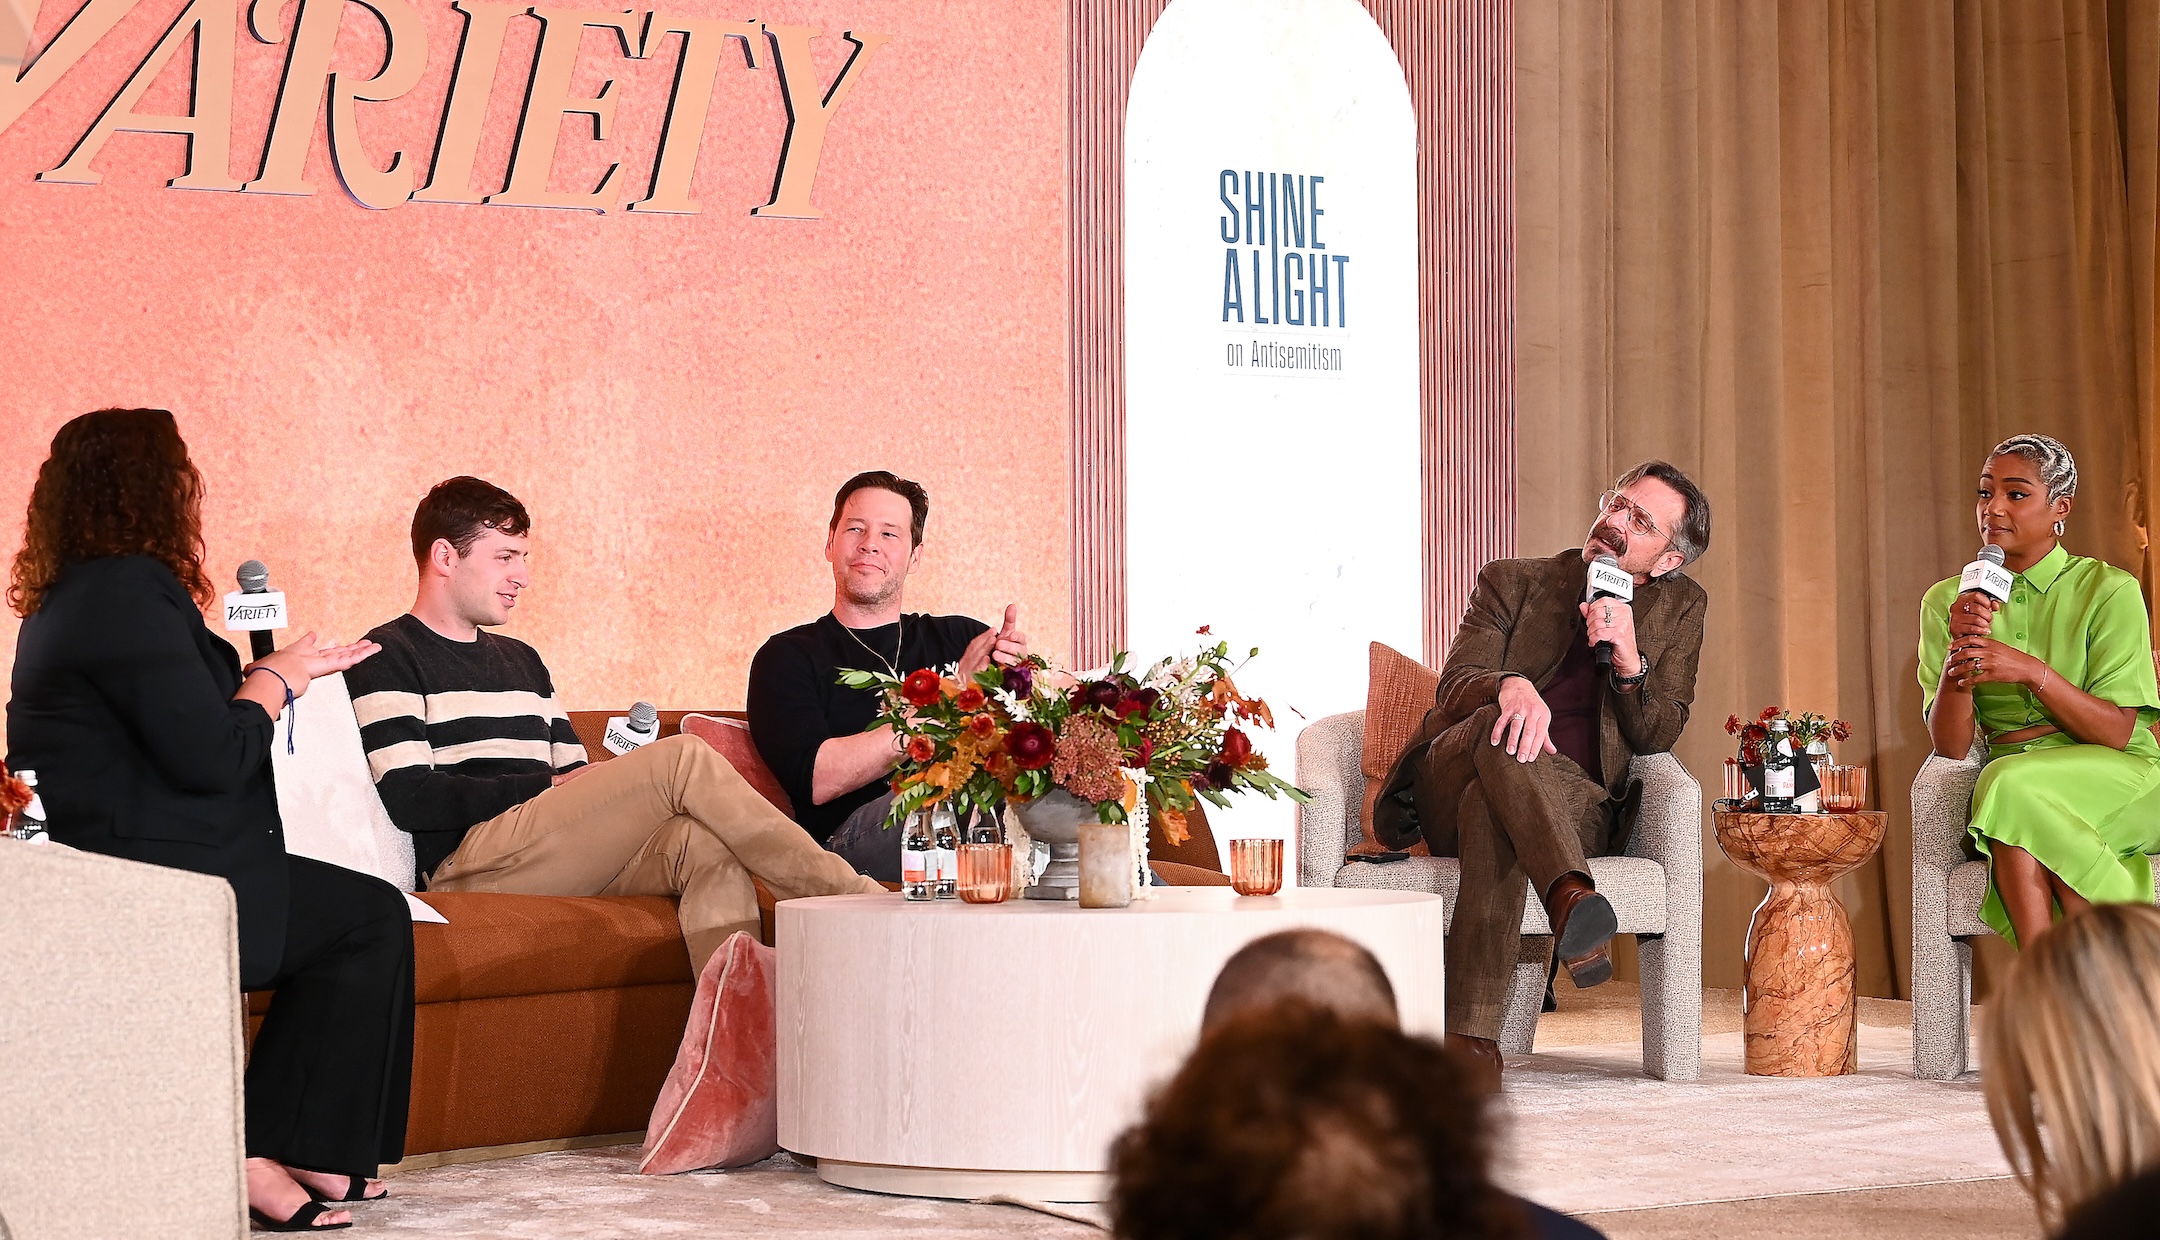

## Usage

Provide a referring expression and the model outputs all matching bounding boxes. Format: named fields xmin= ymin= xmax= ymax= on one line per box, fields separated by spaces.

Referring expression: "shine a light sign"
xmin=0 ymin=0 xmax=888 ymax=215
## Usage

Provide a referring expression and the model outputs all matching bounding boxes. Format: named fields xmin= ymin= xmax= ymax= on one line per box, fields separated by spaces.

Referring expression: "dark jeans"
xmin=246 ymin=854 xmax=415 ymax=1177
xmin=824 ymin=792 xmax=901 ymax=884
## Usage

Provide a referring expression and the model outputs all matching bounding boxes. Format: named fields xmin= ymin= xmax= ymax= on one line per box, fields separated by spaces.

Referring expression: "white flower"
xmin=993 ymin=689 xmax=1034 ymax=722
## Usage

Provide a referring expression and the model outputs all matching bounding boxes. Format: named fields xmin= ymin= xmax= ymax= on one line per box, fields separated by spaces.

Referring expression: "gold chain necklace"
xmin=838 ymin=613 xmax=905 ymax=679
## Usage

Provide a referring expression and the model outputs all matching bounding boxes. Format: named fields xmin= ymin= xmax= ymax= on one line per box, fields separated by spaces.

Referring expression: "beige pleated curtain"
xmin=1516 ymin=0 xmax=2159 ymax=999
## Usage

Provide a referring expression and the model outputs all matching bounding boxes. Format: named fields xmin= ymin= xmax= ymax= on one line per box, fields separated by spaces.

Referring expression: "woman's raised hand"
xmin=1948 ymin=593 xmax=2001 ymax=640
xmin=250 ymin=632 xmax=380 ymax=699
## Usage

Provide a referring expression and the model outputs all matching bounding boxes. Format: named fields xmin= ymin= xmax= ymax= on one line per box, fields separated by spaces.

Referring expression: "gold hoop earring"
xmin=2054 ymin=520 xmax=2066 ymax=537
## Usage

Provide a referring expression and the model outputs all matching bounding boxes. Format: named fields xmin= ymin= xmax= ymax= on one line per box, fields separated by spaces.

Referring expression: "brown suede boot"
xmin=1445 ymin=1033 xmax=1503 ymax=1095
xmin=1544 ymin=873 xmax=1618 ymax=989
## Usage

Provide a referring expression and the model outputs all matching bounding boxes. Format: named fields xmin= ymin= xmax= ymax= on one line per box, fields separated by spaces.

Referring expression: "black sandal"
xmin=304 ymin=1174 xmax=387 ymax=1203
xmin=249 ymin=1201 xmax=353 ymax=1231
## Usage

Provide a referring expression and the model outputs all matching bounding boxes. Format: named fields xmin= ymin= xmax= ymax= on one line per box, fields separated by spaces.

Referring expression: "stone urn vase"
xmin=1010 ymin=788 xmax=1098 ymax=901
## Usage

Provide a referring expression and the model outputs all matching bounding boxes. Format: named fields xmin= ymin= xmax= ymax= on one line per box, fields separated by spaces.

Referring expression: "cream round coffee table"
xmin=776 ymin=886 xmax=1445 ymax=1203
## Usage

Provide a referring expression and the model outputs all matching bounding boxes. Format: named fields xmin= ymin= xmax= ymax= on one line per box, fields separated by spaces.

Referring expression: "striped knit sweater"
xmin=345 ymin=613 xmax=587 ymax=882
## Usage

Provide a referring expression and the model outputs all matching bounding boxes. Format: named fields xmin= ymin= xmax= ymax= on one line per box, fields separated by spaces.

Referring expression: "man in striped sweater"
xmin=346 ymin=477 xmax=879 ymax=971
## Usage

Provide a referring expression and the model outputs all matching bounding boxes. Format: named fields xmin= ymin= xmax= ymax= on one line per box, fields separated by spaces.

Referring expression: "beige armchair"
xmin=0 ymin=840 xmax=246 ymax=1238
xmin=1294 ymin=711 xmax=1703 ymax=1080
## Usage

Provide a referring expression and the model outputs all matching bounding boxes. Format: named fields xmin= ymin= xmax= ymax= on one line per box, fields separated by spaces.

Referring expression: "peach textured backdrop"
xmin=0 ymin=0 xmax=1069 ymax=713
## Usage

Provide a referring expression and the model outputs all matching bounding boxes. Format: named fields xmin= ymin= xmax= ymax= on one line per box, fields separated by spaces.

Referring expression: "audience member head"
xmin=1110 ymin=1002 xmax=1527 ymax=1240
xmin=1201 ymin=929 xmax=1398 ymax=1032
xmin=409 ymin=476 xmax=532 ymax=631
xmin=1983 ymin=903 xmax=2160 ymax=1229
xmin=10 ymin=408 xmax=209 ymax=618
xmin=826 ymin=471 xmax=930 ymax=611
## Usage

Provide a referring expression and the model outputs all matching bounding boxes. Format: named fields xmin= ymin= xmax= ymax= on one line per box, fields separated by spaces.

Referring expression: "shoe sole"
xmin=1554 ymin=892 xmax=1617 ymax=988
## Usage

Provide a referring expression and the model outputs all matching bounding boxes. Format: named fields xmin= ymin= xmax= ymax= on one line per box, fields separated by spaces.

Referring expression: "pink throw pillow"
xmin=638 ymin=931 xmax=780 ymax=1174
xmin=679 ymin=714 xmax=796 ymax=818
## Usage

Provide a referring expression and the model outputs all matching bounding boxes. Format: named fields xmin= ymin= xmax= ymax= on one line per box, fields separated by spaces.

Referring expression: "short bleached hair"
xmin=1989 ymin=433 xmax=2079 ymax=504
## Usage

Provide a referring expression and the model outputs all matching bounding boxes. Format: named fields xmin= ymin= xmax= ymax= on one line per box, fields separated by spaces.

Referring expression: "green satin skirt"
xmin=1970 ymin=732 xmax=2160 ymax=948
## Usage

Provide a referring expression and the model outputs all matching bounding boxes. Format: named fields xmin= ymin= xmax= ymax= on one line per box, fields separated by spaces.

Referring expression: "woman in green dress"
xmin=1920 ymin=434 xmax=2160 ymax=948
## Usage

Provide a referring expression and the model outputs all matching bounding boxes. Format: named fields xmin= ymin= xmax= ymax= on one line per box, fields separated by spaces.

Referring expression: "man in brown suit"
xmin=1374 ymin=460 xmax=1710 ymax=1089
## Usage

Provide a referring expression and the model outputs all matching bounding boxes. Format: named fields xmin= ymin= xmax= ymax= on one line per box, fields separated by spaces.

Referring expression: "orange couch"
xmin=248 ymin=710 xmax=1225 ymax=1160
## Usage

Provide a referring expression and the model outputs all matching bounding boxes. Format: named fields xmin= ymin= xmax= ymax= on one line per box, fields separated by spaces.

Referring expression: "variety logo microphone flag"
xmin=1958 ymin=544 xmax=2015 ymax=604
xmin=224 ymin=560 xmax=286 ymax=659
xmin=603 ymin=702 xmax=662 ymax=756
xmin=1584 ymin=555 xmax=1634 ymax=671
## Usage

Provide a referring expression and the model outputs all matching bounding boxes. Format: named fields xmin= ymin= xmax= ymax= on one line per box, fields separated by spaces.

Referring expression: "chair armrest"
xmin=1295 ymin=711 xmax=1366 ymax=888
xmin=1623 ymin=751 xmax=1701 ymax=879
xmin=1911 ymin=751 xmax=1984 ymax=879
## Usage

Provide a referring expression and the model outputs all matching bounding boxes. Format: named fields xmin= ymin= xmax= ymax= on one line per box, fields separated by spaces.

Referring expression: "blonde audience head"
xmin=1983 ymin=904 xmax=2160 ymax=1228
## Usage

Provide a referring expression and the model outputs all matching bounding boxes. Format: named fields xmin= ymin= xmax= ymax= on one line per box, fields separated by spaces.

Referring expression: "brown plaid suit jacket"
xmin=1373 ymin=549 xmax=1708 ymax=848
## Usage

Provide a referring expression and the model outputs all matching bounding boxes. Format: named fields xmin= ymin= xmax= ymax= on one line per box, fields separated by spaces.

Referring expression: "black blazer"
xmin=7 ymin=555 xmax=289 ymax=984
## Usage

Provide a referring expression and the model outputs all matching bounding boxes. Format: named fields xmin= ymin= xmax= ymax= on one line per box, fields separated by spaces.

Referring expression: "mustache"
xmin=1590 ymin=522 xmax=1631 ymax=556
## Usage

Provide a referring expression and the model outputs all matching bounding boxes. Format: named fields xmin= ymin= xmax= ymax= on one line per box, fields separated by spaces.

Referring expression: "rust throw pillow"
xmin=638 ymin=931 xmax=780 ymax=1174
xmin=1360 ymin=643 xmax=1442 ymax=849
xmin=680 ymin=714 xmax=795 ymax=818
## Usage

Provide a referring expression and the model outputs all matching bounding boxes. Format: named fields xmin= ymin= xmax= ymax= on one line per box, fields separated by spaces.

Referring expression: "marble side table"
xmin=1712 ymin=809 xmax=1887 ymax=1077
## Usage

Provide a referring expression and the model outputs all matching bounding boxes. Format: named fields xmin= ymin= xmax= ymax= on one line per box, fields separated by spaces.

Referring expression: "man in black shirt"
xmin=748 ymin=471 xmax=1029 ymax=880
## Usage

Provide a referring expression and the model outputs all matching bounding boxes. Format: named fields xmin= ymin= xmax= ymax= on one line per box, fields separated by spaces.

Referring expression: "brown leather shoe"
xmin=1545 ymin=873 xmax=1618 ymax=989
xmin=1445 ymin=1034 xmax=1503 ymax=1095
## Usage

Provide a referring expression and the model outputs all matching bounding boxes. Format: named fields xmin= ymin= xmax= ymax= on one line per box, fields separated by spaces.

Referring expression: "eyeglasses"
xmin=1597 ymin=491 xmax=1670 ymax=542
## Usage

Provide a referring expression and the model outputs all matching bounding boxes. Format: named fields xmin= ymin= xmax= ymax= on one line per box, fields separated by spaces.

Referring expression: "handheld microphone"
xmin=602 ymin=701 xmax=661 ymax=756
xmin=1584 ymin=554 xmax=1634 ymax=672
xmin=1959 ymin=544 xmax=2014 ymax=605
xmin=223 ymin=560 xmax=287 ymax=659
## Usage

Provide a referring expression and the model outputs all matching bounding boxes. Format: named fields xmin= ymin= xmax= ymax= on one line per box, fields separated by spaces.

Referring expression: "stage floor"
xmin=359 ymin=981 xmax=2035 ymax=1240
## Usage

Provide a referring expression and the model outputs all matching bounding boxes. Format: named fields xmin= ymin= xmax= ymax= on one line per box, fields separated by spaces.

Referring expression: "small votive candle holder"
xmin=957 ymin=843 xmax=1014 ymax=904
xmin=1722 ymin=758 xmax=1747 ymax=803
xmin=1821 ymin=765 xmax=1869 ymax=813
xmin=1228 ymin=838 xmax=1284 ymax=896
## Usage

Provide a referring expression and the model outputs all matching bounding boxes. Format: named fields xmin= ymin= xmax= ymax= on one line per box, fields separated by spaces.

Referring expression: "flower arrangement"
xmin=838 ymin=630 xmax=1310 ymax=845
xmin=0 ymin=765 xmax=30 ymax=821
xmin=1724 ymin=706 xmax=1851 ymax=764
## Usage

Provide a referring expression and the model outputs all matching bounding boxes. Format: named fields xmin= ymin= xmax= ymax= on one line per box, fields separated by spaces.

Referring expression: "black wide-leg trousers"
xmin=244 ymin=854 xmax=415 ymax=1176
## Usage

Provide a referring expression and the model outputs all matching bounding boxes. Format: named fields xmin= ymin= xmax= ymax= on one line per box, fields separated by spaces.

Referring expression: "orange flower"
xmin=969 ymin=713 xmax=997 ymax=739
xmin=906 ymin=735 xmax=938 ymax=763
xmin=1155 ymin=803 xmax=1190 ymax=847
xmin=955 ymin=686 xmax=987 ymax=711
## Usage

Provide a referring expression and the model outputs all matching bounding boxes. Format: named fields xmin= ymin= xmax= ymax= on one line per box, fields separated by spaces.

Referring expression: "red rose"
xmin=906 ymin=736 xmax=938 ymax=763
xmin=1725 ymin=714 xmax=1744 ymax=736
xmin=969 ymin=713 xmax=997 ymax=739
xmin=1742 ymin=723 xmax=1768 ymax=743
xmin=903 ymin=669 xmax=943 ymax=707
xmin=1006 ymin=721 xmax=1057 ymax=770
xmin=1831 ymin=720 xmax=1852 ymax=742
xmin=1219 ymin=728 xmax=1254 ymax=767
xmin=955 ymin=686 xmax=987 ymax=711
xmin=1759 ymin=706 xmax=1782 ymax=722
xmin=1127 ymin=737 xmax=1154 ymax=767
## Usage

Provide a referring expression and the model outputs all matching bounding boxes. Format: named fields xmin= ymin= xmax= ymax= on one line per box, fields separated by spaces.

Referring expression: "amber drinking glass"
xmin=957 ymin=843 xmax=1015 ymax=904
xmin=1228 ymin=838 xmax=1285 ymax=896
xmin=1821 ymin=765 xmax=1870 ymax=813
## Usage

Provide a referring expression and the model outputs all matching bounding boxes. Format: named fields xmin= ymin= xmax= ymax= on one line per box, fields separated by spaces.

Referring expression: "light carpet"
xmin=361 ymin=986 xmax=2013 ymax=1237
xmin=1498 ymin=1022 xmax=2007 ymax=1216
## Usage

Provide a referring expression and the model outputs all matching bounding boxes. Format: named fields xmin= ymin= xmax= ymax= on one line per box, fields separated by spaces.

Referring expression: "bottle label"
xmin=1766 ymin=765 xmax=1795 ymax=799
xmin=933 ymin=847 xmax=957 ymax=883
xmin=902 ymin=848 xmax=928 ymax=886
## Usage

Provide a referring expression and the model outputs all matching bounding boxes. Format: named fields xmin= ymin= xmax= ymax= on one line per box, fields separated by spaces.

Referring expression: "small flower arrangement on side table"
xmin=1722 ymin=707 xmax=1853 ymax=813
xmin=840 ymin=631 xmax=1310 ymax=903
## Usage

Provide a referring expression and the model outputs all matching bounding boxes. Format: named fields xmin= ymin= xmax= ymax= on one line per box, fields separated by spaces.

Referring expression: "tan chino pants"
xmin=429 ymin=734 xmax=882 ymax=971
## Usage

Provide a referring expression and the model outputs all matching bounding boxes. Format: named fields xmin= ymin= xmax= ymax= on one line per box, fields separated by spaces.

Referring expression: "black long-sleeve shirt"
xmin=746 ymin=612 xmax=986 ymax=842
xmin=344 ymin=614 xmax=586 ymax=882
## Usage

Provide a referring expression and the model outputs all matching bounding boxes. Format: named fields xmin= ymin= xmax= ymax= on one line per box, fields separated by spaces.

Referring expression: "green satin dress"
xmin=1919 ymin=544 xmax=2160 ymax=948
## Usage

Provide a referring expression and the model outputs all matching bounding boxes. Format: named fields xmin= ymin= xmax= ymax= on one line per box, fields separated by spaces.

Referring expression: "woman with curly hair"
xmin=6 ymin=409 xmax=412 ymax=1232
xmin=1110 ymin=996 xmax=1599 ymax=1240
xmin=1920 ymin=433 xmax=2160 ymax=947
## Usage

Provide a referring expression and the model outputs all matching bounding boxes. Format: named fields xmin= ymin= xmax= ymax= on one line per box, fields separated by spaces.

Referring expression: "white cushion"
xmin=271 ymin=672 xmax=417 ymax=891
